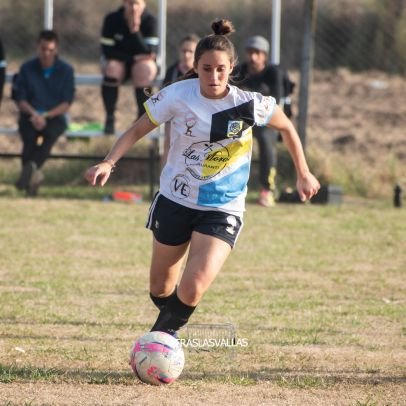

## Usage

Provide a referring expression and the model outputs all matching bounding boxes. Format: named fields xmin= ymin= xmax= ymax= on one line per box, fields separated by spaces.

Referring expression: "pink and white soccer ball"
xmin=129 ymin=331 xmax=185 ymax=385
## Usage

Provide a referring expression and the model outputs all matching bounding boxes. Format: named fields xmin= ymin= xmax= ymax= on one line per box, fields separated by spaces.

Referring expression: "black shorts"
xmin=145 ymin=194 xmax=243 ymax=248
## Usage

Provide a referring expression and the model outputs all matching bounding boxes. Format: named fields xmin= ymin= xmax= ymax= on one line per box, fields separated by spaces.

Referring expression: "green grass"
xmin=0 ymin=189 xmax=404 ymax=397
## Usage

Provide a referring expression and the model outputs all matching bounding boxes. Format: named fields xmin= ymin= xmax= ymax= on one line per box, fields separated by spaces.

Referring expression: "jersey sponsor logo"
xmin=226 ymin=120 xmax=243 ymax=138
xmin=183 ymin=133 xmax=253 ymax=181
xmin=150 ymin=89 xmax=166 ymax=105
xmin=170 ymin=174 xmax=191 ymax=199
xmin=184 ymin=112 xmax=197 ymax=137
xmin=183 ymin=141 xmax=229 ymax=180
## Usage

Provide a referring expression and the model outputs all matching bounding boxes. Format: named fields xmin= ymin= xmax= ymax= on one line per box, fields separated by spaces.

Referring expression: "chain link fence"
xmin=1 ymin=0 xmax=405 ymax=71
xmin=0 ymin=0 xmax=405 ymax=191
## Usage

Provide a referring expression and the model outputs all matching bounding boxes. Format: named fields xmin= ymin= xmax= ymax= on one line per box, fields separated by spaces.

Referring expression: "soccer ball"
xmin=129 ymin=331 xmax=185 ymax=385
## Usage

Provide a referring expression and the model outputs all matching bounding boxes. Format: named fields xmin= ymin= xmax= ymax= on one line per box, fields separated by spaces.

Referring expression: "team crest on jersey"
xmin=226 ymin=120 xmax=243 ymax=138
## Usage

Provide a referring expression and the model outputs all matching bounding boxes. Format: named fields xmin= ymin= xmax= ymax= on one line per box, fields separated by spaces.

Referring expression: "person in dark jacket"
xmin=100 ymin=0 xmax=159 ymax=134
xmin=14 ymin=30 xmax=75 ymax=196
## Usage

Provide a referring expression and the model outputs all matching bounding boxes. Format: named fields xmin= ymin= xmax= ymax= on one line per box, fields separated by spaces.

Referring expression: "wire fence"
xmin=0 ymin=0 xmax=405 ymax=169
xmin=1 ymin=0 xmax=404 ymax=126
xmin=1 ymin=0 xmax=405 ymax=72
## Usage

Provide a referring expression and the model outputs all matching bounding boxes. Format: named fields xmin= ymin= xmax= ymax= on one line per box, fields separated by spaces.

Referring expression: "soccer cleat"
xmin=15 ymin=161 xmax=36 ymax=191
xmin=104 ymin=115 xmax=115 ymax=135
xmin=258 ymin=189 xmax=276 ymax=207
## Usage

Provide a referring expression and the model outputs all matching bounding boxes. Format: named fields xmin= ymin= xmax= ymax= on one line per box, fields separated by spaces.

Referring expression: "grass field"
xmin=0 ymin=188 xmax=405 ymax=405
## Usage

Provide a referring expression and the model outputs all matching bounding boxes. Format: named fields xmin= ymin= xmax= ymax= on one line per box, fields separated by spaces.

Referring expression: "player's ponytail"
xmin=194 ymin=19 xmax=237 ymax=67
xmin=211 ymin=19 xmax=235 ymax=36
xmin=169 ymin=19 xmax=237 ymax=86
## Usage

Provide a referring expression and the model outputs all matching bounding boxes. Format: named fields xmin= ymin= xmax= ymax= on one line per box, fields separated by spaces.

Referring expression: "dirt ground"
xmin=1 ymin=381 xmax=405 ymax=406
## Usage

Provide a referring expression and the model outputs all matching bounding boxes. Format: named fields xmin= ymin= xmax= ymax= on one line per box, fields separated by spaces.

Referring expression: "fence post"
xmin=298 ymin=0 xmax=317 ymax=149
xmin=270 ymin=0 xmax=281 ymax=66
xmin=44 ymin=0 xmax=53 ymax=29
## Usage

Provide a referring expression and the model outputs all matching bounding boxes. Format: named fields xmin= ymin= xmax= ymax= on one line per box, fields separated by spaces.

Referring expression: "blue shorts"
xmin=146 ymin=193 xmax=243 ymax=248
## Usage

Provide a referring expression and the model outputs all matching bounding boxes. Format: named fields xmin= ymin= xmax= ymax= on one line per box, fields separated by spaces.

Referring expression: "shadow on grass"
xmin=1 ymin=363 xmax=404 ymax=387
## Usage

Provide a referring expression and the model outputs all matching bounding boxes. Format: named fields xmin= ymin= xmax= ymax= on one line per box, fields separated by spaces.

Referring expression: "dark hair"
xmin=194 ymin=19 xmax=237 ymax=66
xmin=38 ymin=30 xmax=59 ymax=43
xmin=179 ymin=33 xmax=200 ymax=46
xmin=161 ymin=19 xmax=237 ymax=88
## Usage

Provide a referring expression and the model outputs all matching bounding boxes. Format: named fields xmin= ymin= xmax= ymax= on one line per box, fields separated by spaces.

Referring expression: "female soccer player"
xmin=85 ymin=19 xmax=320 ymax=337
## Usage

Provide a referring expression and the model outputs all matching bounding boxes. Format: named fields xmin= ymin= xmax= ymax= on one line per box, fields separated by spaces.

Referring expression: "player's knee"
xmin=178 ymin=283 xmax=205 ymax=306
xmin=132 ymin=60 xmax=157 ymax=87
xmin=150 ymin=281 xmax=176 ymax=298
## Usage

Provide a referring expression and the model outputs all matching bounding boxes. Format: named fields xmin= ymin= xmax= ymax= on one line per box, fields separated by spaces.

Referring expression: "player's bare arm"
xmin=267 ymin=105 xmax=320 ymax=201
xmin=85 ymin=113 xmax=157 ymax=186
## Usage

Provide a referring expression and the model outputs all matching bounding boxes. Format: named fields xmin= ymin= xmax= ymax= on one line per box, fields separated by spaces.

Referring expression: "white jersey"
xmin=145 ymin=78 xmax=276 ymax=216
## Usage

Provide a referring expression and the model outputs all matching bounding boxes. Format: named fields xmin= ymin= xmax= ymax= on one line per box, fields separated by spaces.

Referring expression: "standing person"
xmin=14 ymin=30 xmax=75 ymax=196
xmin=85 ymin=20 xmax=319 ymax=338
xmin=0 ymin=37 xmax=6 ymax=108
xmin=235 ymin=35 xmax=295 ymax=207
xmin=100 ymin=0 xmax=158 ymax=134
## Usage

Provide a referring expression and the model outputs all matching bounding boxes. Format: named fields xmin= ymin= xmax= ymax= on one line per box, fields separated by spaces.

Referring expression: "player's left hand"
xmin=296 ymin=172 xmax=320 ymax=202
xmin=85 ymin=162 xmax=113 ymax=187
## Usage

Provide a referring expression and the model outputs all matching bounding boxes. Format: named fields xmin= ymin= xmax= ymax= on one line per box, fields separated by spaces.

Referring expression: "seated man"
xmin=100 ymin=0 xmax=158 ymax=134
xmin=14 ymin=30 xmax=75 ymax=196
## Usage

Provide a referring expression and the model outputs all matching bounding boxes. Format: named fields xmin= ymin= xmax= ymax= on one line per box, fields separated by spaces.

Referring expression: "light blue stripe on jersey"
xmin=197 ymin=162 xmax=250 ymax=207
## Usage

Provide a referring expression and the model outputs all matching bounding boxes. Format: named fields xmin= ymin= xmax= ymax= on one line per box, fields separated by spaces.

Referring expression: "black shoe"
xmin=15 ymin=161 xmax=36 ymax=190
xmin=104 ymin=115 xmax=115 ymax=135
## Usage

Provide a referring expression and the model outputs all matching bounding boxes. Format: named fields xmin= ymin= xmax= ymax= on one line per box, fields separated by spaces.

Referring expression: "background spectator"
xmin=234 ymin=35 xmax=295 ymax=207
xmin=100 ymin=0 xmax=159 ymax=134
xmin=163 ymin=33 xmax=200 ymax=86
xmin=14 ymin=30 xmax=75 ymax=196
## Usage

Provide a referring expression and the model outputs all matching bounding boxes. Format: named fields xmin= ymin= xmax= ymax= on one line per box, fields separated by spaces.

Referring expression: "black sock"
xmin=149 ymin=287 xmax=177 ymax=311
xmin=102 ymin=77 xmax=119 ymax=117
xmin=150 ymin=293 xmax=196 ymax=334
xmin=135 ymin=87 xmax=148 ymax=118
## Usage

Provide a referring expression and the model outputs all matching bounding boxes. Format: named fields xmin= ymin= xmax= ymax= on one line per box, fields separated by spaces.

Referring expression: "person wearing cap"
xmin=234 ymin=35 xmax=294 ymax=207
xmin=100 ymin=0 xmax=159 ymax=134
